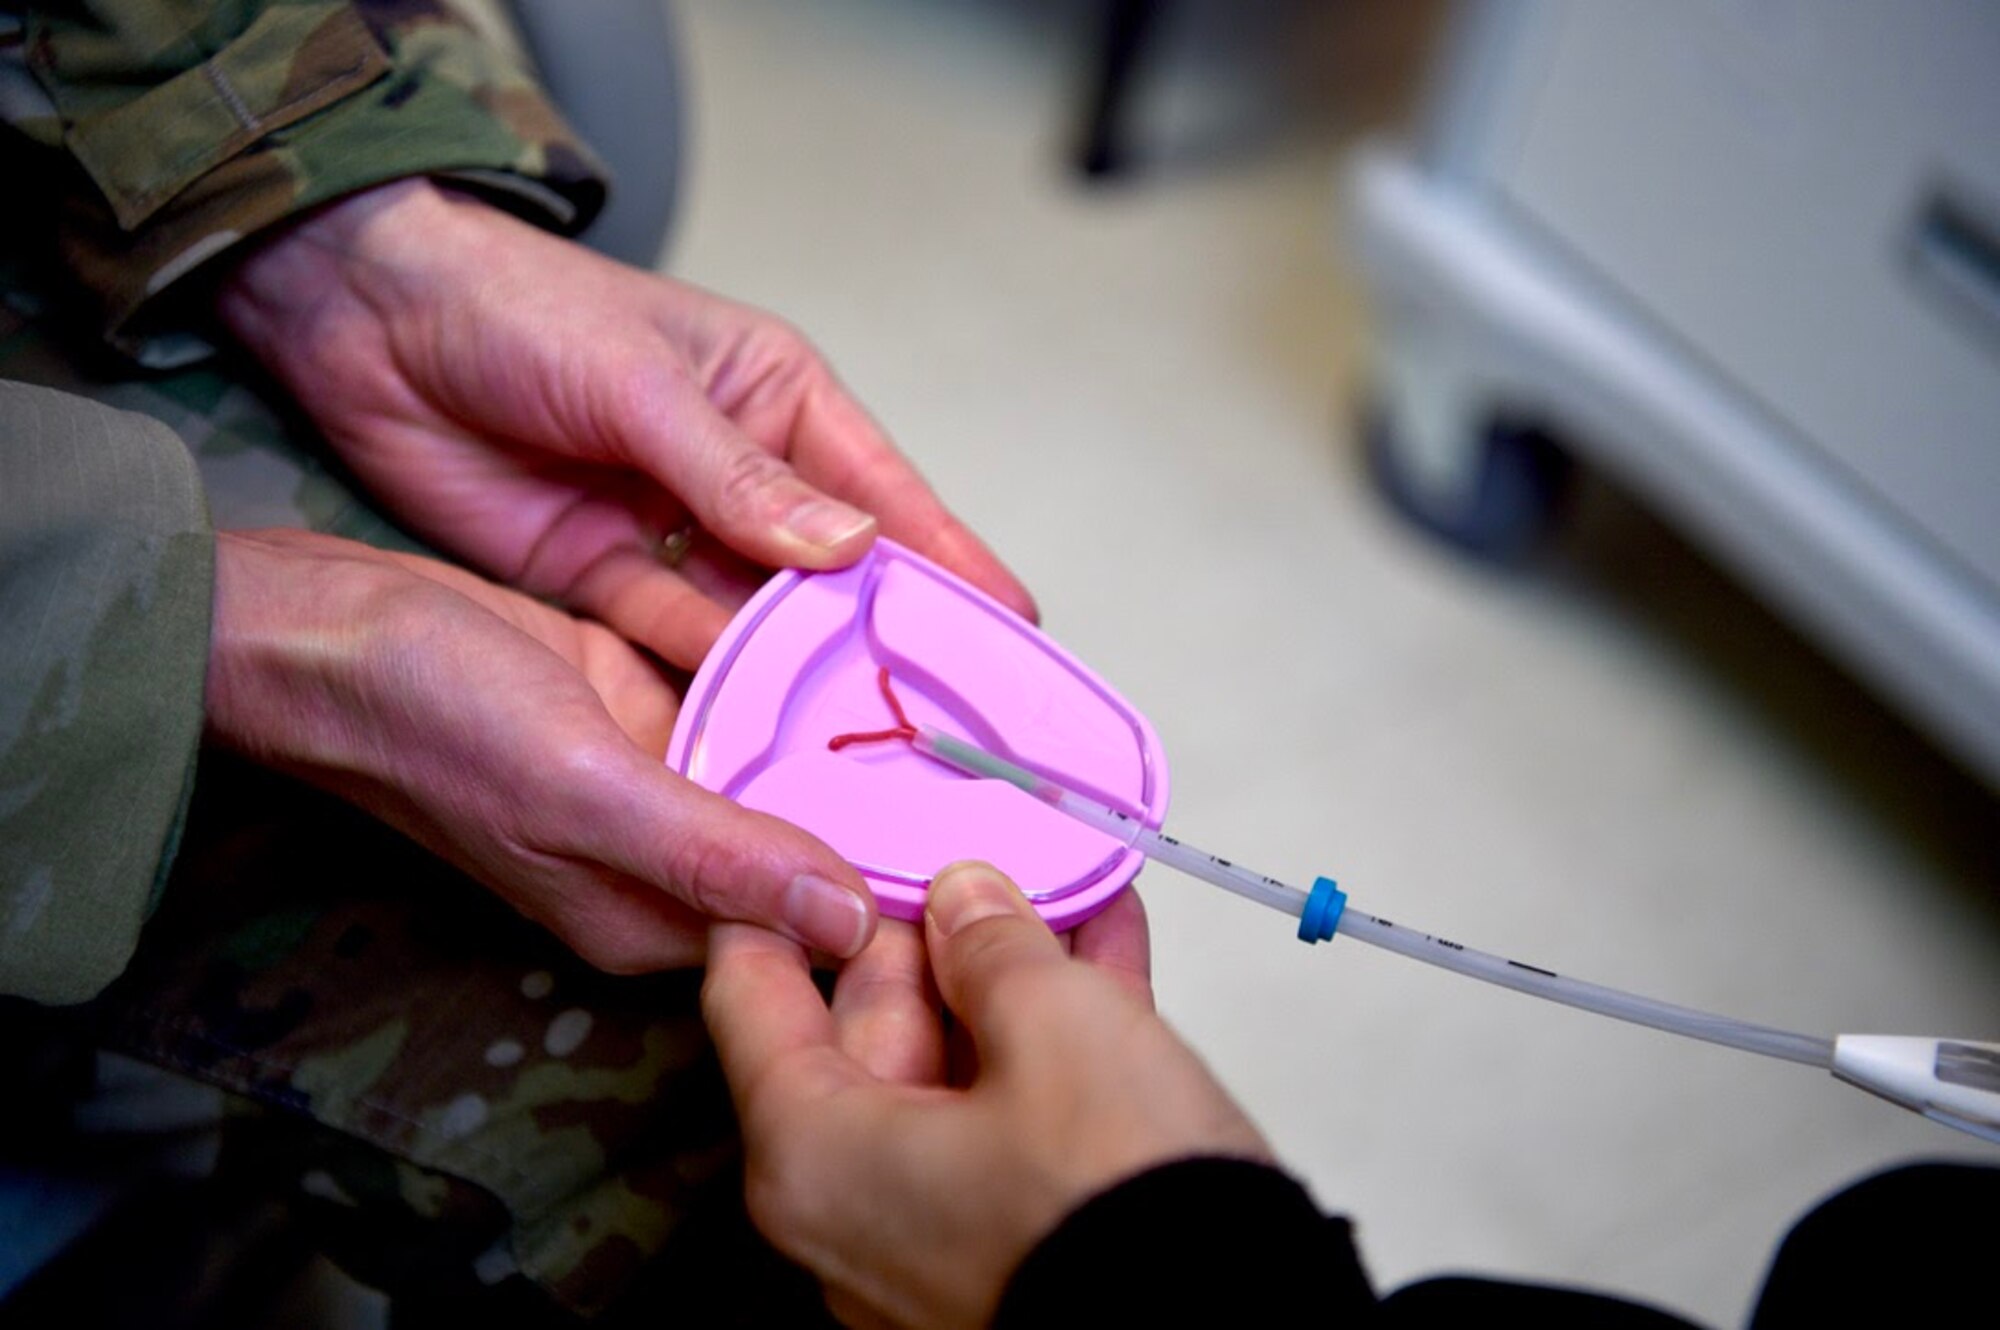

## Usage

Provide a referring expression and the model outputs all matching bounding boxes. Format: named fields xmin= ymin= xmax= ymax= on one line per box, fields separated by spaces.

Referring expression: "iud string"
xmin=826 ymin=667 xmax=919 ymax=751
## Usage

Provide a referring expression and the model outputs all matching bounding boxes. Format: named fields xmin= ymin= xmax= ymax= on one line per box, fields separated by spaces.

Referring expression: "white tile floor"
xmin=668 ymin=1 xmax=1997 ymax=1324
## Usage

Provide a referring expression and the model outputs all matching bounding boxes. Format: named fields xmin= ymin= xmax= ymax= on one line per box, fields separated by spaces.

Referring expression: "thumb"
xmin=569 ymin=754 xmax=880 ymax=959
xmin=922 ymin=861 xmax=1069 ymax=1037
xmin=630 ymin=386 xmax=877 ymax=570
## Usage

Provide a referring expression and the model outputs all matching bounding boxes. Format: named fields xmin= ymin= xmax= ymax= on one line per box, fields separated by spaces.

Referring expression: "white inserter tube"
xmin=912 ymin=726 xmax=2000 ymax=1144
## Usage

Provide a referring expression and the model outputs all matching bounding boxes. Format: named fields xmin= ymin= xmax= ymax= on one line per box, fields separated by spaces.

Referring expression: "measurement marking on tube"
xmin=1508 ymin=959 xmax=1558 ymax=979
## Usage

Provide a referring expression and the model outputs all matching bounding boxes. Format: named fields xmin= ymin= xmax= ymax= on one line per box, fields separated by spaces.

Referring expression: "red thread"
xmin=827 ymin=667 xmax=918 ymax=751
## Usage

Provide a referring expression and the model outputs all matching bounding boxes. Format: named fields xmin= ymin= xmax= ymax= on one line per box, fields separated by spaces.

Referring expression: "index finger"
xmin=561 ymin=763 xmax=877 ymax=960
xmin=830 ymin=918 xmax=946 ymax=1086
xmin=792 ymin=389 xmax=1038 ymax=623
xmin=702 ymin=922 xmax=839 ymax=1098
xmin=1070 ymin=886 xmax=1154 ymax=1009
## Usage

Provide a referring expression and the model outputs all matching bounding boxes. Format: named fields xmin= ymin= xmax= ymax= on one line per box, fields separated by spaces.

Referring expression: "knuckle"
xmin=742 ymin=1161 xmax=805 ymax=1252
xmin=554 ymin=906 xmax=645 ymax=974
xmin=564 ymin=930 xmax=625 ymax=973
xmin=740 ymin=1095 xmax=835 ymax=1249
xmin=697 ymin=962 xmax=738 ymax=1024
xmin=974 ymin=957 xmax=1044 ymax=1014
xmin=954 ymin=933 xmax=1050 ymax=1009
xmin=713 ymin=445 xmax=797 ymax=521
xmin=576 ymin=933 xmax=650 ymax=975
xmin=835 ymin=968 xmax=909 ymax=1018
xmin=551 ymin=739 xmax=628 ymax=797
xmin=751 ymin=315 xmax=818 ymax=371
xmin=663 ymin=837 xmax=752 ymax=921
xmin=537 ymin=878 xmax=675 ymax=976
xmin=537 ymin=745 xmax=633 ymax=833
xmin=702 ymin=945 xmax=777 ymax=1019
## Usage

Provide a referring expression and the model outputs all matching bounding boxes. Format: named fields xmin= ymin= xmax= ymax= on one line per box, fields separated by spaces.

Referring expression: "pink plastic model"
xmin=666 ymin=539 xmax=1169 ymax=930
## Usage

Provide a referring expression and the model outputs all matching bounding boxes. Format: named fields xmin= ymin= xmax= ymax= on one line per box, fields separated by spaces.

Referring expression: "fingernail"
xmin=784 ymin=873 xmax=872 ymax=958
xmin=925 ymin=862 xmax=1018 ymax=938
xmin=785 ymin=499 xmax=875 ymax=552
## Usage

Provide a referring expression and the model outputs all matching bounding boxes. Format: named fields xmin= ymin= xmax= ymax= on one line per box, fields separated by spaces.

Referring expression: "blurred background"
xmin=13 ymin=2 xmax=1990 ymax=1326
xmin=655 ymin=0 xmax=1998 ymax=1324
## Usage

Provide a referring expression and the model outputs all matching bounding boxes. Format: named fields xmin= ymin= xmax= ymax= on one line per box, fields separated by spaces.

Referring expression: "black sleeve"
xmin=996 ymin=1156 xmax=1998 ymax=1328
xmin=1747 ymin=1161 xmax=2000 ymax=1328
xmin=991 ymin=1156 xmax=1375 ymax=1326
xmin=991 ymin=1156 xmax=1704 ymax=1328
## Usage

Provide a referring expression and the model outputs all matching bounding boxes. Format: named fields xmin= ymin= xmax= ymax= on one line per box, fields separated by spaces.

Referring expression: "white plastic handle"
xmin=1833 ymin=1036 xmax=2000 ymax=1144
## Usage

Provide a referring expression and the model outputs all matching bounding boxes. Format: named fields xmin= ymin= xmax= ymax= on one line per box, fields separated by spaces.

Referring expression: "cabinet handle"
xmin=1910 ymin=186 xmax=2000 ymax=345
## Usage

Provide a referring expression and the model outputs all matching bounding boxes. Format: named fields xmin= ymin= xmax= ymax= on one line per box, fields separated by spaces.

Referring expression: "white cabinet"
xmin=1349 ymin=0 xmax=2000 ymax=783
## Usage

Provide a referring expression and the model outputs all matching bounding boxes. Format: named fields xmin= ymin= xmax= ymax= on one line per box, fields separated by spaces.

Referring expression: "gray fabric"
xmin=507 ymin=0 xmax=683 ymax=268
xmin=0 ymin=380 xmax=214 ymax=1005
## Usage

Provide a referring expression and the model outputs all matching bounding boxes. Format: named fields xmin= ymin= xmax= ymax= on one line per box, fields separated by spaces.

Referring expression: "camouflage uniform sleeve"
xmin=1 ymin=1 xmax=608 ymax=367
xmin=0 ymin=379 xmax=213 ymax=1005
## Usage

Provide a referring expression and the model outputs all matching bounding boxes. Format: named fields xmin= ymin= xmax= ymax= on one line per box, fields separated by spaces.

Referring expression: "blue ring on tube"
xmin=1297 ymin=877 xmax=1345 ymax=944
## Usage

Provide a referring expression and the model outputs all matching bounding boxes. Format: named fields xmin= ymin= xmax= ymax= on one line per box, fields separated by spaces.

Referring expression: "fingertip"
xmin=923 ymin=863 xmax=1068 ymax=1043
xmin=784 ymin=872 xmax=877 ymax=959
xmin=671 ymin=401 xmax=879 ymax=572
xmin=645 ymin=783 xmax=877 ymax=958
xmin=924 ymin=861 xmax=1035 ymax=940
xmin=924 ymin=530 xmax=1038 ymax=623
xmin=781 ymin=499 xmax=877 ymax=568
xmin=980 ymin=566 xmax=1038 ymax=624
xmin=969 ymin=550 xmax=1039 ymax=624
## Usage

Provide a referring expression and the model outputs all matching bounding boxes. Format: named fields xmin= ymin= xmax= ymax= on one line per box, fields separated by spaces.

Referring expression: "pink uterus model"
xmin=666 ymin=539 xmax=1169 ymax=930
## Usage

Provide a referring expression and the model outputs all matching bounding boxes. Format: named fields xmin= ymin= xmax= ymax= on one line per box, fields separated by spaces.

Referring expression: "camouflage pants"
xmin=0 ymin=302 xmax=823 ymax=1324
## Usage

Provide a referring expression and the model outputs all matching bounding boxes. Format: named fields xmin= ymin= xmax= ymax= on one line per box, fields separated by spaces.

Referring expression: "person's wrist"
xmin=204 ymin=531 xmax=418 ymax=785
xmin=213 ymin=177 xmax=476 ymax=354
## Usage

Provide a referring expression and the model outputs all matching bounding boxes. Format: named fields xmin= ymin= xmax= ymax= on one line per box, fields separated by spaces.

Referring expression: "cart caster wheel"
xmin=1363 ymin=407 xmax=1573 ymax=563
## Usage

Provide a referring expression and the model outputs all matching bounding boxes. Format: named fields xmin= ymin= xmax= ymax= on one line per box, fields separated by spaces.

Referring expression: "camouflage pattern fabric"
xmin=1 ymin=0 xmax=606 ymax=366
xmin=0 ymin=304 xmax=818 ymax=1320
xmin=0 ymin=295 xmax=421 ymax=547
xmin=0 ymin=5 xmax=800 ymax=1314
xmin=104 ymin=754 xmax=748 ymax=1318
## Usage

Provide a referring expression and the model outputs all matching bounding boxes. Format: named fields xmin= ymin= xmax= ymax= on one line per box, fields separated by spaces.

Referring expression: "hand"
xmin=215 ymin=179 xmax=1035 ymax=671
xmin=205 ymin=528 xmax=877 ymax=967
xmin=703 ymin=863 xmax=1270 ymax=1329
